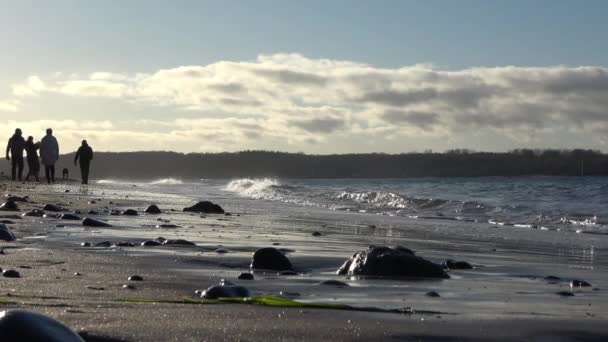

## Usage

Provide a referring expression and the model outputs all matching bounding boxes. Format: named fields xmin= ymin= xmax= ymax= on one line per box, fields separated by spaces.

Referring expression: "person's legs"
xmin=16 ymin=157 xmax=24 ymax=181
xmin=45 ymin=166 xmax=51 ymax=184
xmin=50 ymin=165 xmax=55 ymax=182
xmin=81 ymin=161 xmax=90 ymax=184
xmin=11 ymin=158 xmax=17 ymax=181
xmin=25 ymin=159 xmax=33 ymax=181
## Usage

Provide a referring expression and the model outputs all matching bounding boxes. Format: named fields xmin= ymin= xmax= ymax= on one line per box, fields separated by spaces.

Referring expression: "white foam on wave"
xmin=224 ymin=178 xmax=282 ymax=200
xmin=96 ymin=179 xmax=119 ymax=184
xmin=150 ymin=178 xmax=184 ymax=185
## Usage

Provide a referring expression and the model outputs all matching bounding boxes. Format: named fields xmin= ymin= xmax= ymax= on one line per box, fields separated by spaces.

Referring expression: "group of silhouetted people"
xmin=5 ymin=128 xmax=94 ymax=185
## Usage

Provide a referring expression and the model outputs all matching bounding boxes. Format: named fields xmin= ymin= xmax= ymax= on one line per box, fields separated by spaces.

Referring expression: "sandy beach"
xmin=1 ymin=179 xmax=607 ymax=341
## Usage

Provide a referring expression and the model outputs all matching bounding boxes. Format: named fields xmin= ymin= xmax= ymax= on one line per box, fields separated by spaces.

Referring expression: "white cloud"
xmin=7 ymin=54 xmax=608 ymax=152
xmin=0 ymin=99 xmax=19 ymax=112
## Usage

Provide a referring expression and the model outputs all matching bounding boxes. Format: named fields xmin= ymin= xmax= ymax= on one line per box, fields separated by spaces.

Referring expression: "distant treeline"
xmin=23 ymin=149 xmax=605 ymax=179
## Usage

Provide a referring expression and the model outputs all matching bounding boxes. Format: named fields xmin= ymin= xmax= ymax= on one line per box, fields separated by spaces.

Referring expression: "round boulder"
xmin=122 ymin=209 xmax=138 ymax=216
xmin=201 ymin=284 xmax=250 ymax=299
xmin=250 ymin=247 xmax=293 ymax=271
xmin=42 ymin=204 xmax=62 ymax=212
xmin=144 ymin=204 xmax=162 ymax=214
xmin=60 ymin=213 xmax=82 ymax=220
xmin=336 ymin=246 xmax=449 ymax=279
xmin=0 ymin=309 xmax=84 ymax=341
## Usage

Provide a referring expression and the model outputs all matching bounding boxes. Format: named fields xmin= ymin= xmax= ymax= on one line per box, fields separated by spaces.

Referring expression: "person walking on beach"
xmin=24 ymin=136 xmax=41 ymax=182
xmin=5 ymin=128 xmax=26 ymax=181
xmin=40 ymin=128 xmax=59 ymax=184
xmin=74 ymin=140 xmax=93 ymax=184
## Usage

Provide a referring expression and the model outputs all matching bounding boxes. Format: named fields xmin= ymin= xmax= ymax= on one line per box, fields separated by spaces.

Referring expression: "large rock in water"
xmin=43 ymin=204 xmax=62 ymax=212
xmin=183 ymin=201 xmax=225 ymax=214
xmin=336 ymin=246 xmax=449 ymax=279
xmin=0 ymin=309 xmax=84 ymax=341
xmin=0 ymin=224 xmax=16 ymax=241
xmin=250 ymin=247 xmax=293 ymax=271
xmin=82 ymin=218 xmax=112 ymax=227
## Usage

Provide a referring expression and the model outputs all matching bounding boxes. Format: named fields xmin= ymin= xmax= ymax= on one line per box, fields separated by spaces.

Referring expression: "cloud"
xmin=7 ymin=54 xmax=608 ymax=151
xmin=0 ymin=100 xmax=19 ymax=112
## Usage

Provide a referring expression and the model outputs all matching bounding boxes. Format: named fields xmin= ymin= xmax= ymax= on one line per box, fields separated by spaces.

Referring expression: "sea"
xmin=96 ymin=176 xmax=608 ymax=234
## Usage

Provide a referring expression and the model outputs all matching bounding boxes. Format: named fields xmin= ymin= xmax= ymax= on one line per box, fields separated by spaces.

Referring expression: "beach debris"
xmin=0 ymin=224 xmax=17 ymax=242
xmin=141 ymin=240 xmax=162 ymax=247
xmin=80 ymin=242 xmax=92 ymax=247
xmin=426 ymin=291 xmax=441 ymax=297
xmin=128 ymin=275 xmax=143 ymax=281
xmin=42 ymin=204 xmax=63 ymax=212
xmin=557 ymin=291 xmax=575 ymax=297
xmin=183 ymin=201 xmax=225 ymax=214
xmin=2 ymin=269 xmax=20 ymax=278
xmin=0 ymin=201 xmax=19 ymax=211
xmin=571 ymin=279 xmax=592 ymax=288
xmin=0 ymin=309 xmax=85 ymax=341
xmin=59 ymin=213 xmax=82 ymax=220
xmin=250 ymin=247 xmax=293 ymax=271
xmin=162 ymin=239 xmax=196 ymax=246
xmin=312 ymin=231 xmax=322 ymax=236
xmin=319 ymin=280 xmax=349 ymax=287
xmin=82 ymin=218 xmax=112 ymax=227
xmin=5 ymin=196 xmax=27 ymax=203
xmin=238 ymin=272 xmax=254 ymax=280
xmin=200 ymin=281 xmax=250 ymax=299
xmin=122 ymin=209 xmax=138 ymax=216
xmin=93 ymin=241 xmax=112 ymax=248
xmin=337 ymin=246 xmax=449 ymax=279
xmin=441 ymin=259 xmax=473 ymax=270
xmin=144 ymin=204 xmax=162 ymax=214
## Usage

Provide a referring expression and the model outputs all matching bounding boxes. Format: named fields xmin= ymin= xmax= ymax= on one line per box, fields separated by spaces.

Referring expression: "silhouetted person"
xmin=62 ymin=168 xmax=69 ymax=180
xmin=40 ymin=128 xmax=59 ymax=184
xmin=5 ymin=128 xmax=26 ymax=181
xmin=24 ymin=136 xmax=41 ymax=182
xmin=74 ymin=140 xmax=93 ymax=185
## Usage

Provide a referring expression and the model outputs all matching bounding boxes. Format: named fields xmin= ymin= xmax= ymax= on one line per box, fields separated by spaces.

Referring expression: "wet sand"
xmin=1 ymin=180 xmax=608 ymax=341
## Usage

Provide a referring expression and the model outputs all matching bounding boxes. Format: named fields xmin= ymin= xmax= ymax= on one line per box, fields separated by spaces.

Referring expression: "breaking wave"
xmin=150 ymin=178 xmax=184 ymax=185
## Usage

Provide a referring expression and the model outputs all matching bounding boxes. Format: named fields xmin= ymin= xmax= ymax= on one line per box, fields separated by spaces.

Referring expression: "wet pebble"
xmin=128 ymin=275 xmax=143 ymax=281
xmin=442 ymin=259 xmax=473 ymax=270
xmin=0 ymin=224 xmax=16 ymax=242
xmin=426 ymin=291 xmax=441 ymax=298
xmin=0 ymin=309 xmax=84 ymax=341
xmin=162 ymin=239 xmax=196 ymax=246
xmin=557 ymin=291 xmax=575 ymax=297
xmin=82 ymin=218 xmax=112 ymax=227
xmin=123 ymin=284 xmax=135 ymax=290
xmin=238 ymin=272 xmax=254 ymax=280
xmin=22 ymin=209 xmax=45 ymax=217
xmin=319 ymin=280 xmax=349 ymax=286
xmin=144 ymin=204 xmax=162 ymax=214
xmin=156 ymin=224 xmax=180 ymax=228
xmin=114 ymin=242 xmax=135 ymax=247
xmin=311 ymin=231 xmax=322 ymax=236
xmin=201 ymin=284 xmax=250 ymax=299
xmin=87 ymin=210 xmax=98 ymax=215
xmin=93 ymin=241 xmax=112 ymax=248
xmin=278 ymin=270 xmax=298 ymax=276
xmin=42 ymin=204 xmax=62 ymax=212
xmin=122 ymin=209 xmax=138 ymax=216
xmin=250 ymin=247 xmax=293 ymax=271
xmin=215 ymin=249 xmax=228 ymax=254
xmin=571 ymin=279 xmax=592 ymax=288
xmin=59 ymin=213 xmax=81 ymax=220
xmin=0 ymin=201 xmax=19 ymax=211
xmin=3 ymin=269 xmax=20 ymax=278
xmin=279 ymin=291 xmax=300 ymax=297
xmin=80 ymin=242 xmax=92 ymax=247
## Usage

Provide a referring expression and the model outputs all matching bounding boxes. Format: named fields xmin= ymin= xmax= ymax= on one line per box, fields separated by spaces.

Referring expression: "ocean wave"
xmin=224 ymin=178 xmax=293 ymax=201
xmin=332 ymin=191 xmax=447 ymax=211
xmin=150 ymin=178 xmax=183 ymax=185
xmin=96 ymin=179 xmax=119 ymax=184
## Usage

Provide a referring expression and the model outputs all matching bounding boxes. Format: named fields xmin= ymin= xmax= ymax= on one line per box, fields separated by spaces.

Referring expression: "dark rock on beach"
xmin=87 ymin=210 xmax=98 ymax=215
xmin=312 ymin=231 xmax=322 ymax=236
xmin=162 ymin=239 xmax=196 ymax=246
xmin=238 ymin=272 xmax=254 ymax=280
xmin=94 ymin=241 xmax=112 ymax=248
xmin=250 ymin=247 xmax=293 ymax=271
xmin=557 ymin=291 xmax=575 ymax=297
xmin=319 ymin=280 xmax=349 ymax=286
xmin=3 ymin=269 xmax=21 ymax=278
xmin=426 ymin=290 xmax=441 ymax=297
xmin=571 ymin=279 xmax=592 ymax=287
xmin=141 ymin=240 xmax=162 ymax=247
xmin=442 ymin=259 xmax=474 ymax=270
xmin=0 ymin=201 xmax=19 ymax=211
xmin=337 ymin=246 xmax=449 ymax=279
xmin=0 ymin=223 xmax=17 ymax=241
xmin=43 ymin=204 xmax=62 ymax=212
xmin=183 ymin=201 xmax=225 ymax=214
xmin=60 ymin=213 xmax=82 ymax=220
xmin=122 ymin=209 xmax=138 ymax=216
xmin=80 ymin=242 xmax=92 ymax=247
xmin=114 ymin=242 xmax=135 ymax=247
xmin=278 ymin=270 xmax=298 ymax=276
xmin=144 ymin=204 xmax=162 ymax=214
xmin=128 ymin=275 xmax=143 ymax=281
xmin=201 ymin=282 xmax=250 ymax=299
xmin=0 ymin=309 xmax=84 ymax=341
xmin=5 ymin=196 xmax=27 ymax=203
xmin=82 ymin=218 xmax=112 ymax=227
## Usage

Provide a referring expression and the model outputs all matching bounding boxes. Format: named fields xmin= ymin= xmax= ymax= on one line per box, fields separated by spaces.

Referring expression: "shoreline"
xmin=1 ymin=181 xmax=607 ymax=340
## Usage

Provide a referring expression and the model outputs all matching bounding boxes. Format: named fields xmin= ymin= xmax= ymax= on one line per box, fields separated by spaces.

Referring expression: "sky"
xmin=1 ymin=0 xmax=607 ymax=154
